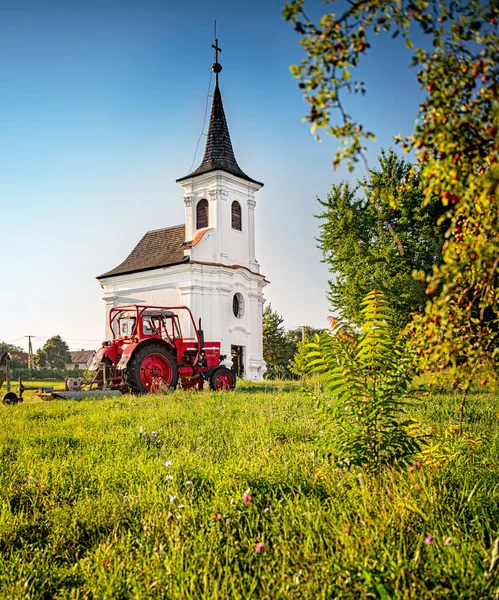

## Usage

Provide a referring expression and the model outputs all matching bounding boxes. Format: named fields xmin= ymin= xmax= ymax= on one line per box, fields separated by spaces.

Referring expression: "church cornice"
xmin=97 ymin=258 xmax=190 ymax=282
xmin=98 ymin=256 xmax=269 ymax=285
xmin=189 ymin=260 xmax=268 ymax=283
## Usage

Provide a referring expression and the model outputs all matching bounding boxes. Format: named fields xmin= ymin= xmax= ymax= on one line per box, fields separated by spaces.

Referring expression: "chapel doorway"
xmin=231 ymin=345 xmax=245 ymax=378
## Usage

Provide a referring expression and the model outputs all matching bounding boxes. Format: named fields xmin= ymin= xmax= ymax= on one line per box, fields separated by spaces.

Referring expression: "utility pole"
xmin=27 ymin=336 xmax=33 ymax=370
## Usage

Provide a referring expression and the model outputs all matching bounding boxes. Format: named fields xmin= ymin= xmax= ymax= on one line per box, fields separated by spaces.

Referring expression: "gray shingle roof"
xmin=97 ymin=225 xmax=187 ymax=279
xmin=69 ymin=350 xmax=95 ymax=364
xmin=177 ymin=84 xmax=262 ymax=185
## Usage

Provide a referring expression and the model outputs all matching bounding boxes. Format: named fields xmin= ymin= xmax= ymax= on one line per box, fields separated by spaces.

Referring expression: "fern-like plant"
xmin=308 ymin=290 xmax=422 ymax=471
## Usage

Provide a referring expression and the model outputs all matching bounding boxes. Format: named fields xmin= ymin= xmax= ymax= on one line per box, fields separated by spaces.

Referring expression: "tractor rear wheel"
xmin=126 ymin=343 xmax=178 ymax=394
xmin=209 ymin=367 xmax=236 ymax=391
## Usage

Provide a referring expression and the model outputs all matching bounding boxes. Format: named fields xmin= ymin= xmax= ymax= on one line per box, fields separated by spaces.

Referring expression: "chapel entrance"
xmin=231 ymin=345 xmax=245 ymax=378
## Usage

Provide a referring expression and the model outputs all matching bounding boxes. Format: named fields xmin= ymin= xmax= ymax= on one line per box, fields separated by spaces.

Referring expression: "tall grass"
xmin=0 ymin=380 xmax=498 ymax=598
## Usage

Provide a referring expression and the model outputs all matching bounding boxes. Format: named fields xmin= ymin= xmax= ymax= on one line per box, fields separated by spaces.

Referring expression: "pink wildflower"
xmin=424 ymin=535 xmax=434 ymax=545
xmin=263 ymin=507 xmax=270 ymax=514
xmin=242 ymin=490 xmax=252 ymax=505
xmin=255 ymin=542 xmax=264 ymax=553
xmin=445 ymin=537 xmax=452 ymax=545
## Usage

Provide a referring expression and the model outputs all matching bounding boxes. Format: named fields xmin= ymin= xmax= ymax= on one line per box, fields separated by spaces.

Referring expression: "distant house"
xmin=66 ymin=350 xmax=95 ymax=370
xmin=11 ymin=351 xmax=28 ymax=365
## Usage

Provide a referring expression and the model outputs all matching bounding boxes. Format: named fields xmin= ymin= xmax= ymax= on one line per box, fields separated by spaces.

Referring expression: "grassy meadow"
xmin=1 ymin=379 xmax=498 ymax=598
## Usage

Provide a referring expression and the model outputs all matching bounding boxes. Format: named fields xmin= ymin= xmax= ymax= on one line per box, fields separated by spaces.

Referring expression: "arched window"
xmin=233 ymin=293 xmax=244 ymax=318
xmin=196 ymin=199 xmax=209 ymax=229
xmin=231 ymin=201 xmax=242 ymax=231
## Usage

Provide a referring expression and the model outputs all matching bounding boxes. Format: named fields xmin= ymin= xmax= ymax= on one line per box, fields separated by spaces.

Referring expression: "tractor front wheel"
xmin=209 ymin=367 xmax=236 ymax=391
xmin=126 ymin=343 xmax=179 ymax=394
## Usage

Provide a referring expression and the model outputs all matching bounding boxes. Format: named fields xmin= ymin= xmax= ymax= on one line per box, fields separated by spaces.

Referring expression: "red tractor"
xmin=89 ymin=305 xmax=235 ymax=393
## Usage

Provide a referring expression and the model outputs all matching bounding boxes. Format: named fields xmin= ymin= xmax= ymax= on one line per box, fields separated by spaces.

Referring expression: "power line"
xmin=31 ymin=335 xmax=101 ymax=342
xmin=62 ymin=337 xmax=102 ymax=342
xmin=188 ymin=69 xmax=213 ymax=173
xmin=7 ymin=336 xmax=27 ymax=344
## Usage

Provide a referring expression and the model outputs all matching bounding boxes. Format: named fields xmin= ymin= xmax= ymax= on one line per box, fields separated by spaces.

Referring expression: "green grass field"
xmin=1 ymin=380 xmax=498 ymax=599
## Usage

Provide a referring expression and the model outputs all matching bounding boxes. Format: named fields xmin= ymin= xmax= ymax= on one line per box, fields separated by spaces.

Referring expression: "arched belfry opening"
xmin=231 ymin=201 xmax=242 ymax=231
xmin=196 ymin=199 xmax=209 ymax=229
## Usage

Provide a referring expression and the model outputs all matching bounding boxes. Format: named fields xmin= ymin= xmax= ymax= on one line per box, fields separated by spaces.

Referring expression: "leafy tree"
xmin=0 ymin=342 xmax=27 ymax=369
xmin=287 ymin=326 xmax=324 ymax=377
xmin=34 ymin=335 xmax=71 ymax=370
xmin=317 ymin=150 xmax=445 ymax=334
xmin=286 ymin=326 xmax=323 ymax=346
xmin=284 ymin=0 xmax=499 ymax=389
xmin=307 ymin=290 xmax=422 ymax=471
xmin=288 ymin=341 xmax=311 ymax=378
xmin=263 ymin=305 xmax=294 ymax=378
xmin=0 ymin=342 xmax=24 ymax=354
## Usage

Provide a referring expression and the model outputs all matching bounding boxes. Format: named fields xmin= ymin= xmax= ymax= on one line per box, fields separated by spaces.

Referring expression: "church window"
xmin=233 ymin=293 xmax=244 ymax=319
xmin=231 ymin=201 xmax=242 ymax=231
xmin=196 ymin=199 xmax=209 ymax=229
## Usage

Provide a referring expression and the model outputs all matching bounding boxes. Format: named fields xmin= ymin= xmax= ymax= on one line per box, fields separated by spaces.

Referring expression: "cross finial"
xmin=212 ymin=38 xmax=222 ymax=63
xmin=211 ymin=37 xmax=223 ymax=85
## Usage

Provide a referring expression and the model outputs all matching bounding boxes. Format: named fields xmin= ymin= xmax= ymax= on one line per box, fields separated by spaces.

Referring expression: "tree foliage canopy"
xmin=284 ymin=0 xmax=499 ymax=383
xmin=0 ymin=342 xmax=27 ymax=370
xmin=262 ymin=305 xmax=294 ymax=378
xmin=0 ymin=342 xmax=24 ymax=354
xmin=287 ymin=326 xmax=324 ymax=377
xmin=317 ymin=150 xmax=445 ymax=333
xmin=35 ymin=336 xmax=71 ymax=370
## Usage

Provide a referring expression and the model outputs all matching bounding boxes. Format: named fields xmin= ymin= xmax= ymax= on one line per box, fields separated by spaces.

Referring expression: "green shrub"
xmin=11 ymin=367 xmax=87 ymax=381
xmin=308 ymin=290 xmax=423 ymax=471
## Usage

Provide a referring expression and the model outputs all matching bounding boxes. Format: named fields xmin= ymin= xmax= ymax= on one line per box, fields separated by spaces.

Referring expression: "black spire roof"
xmin=177 ymin=81 xmax=262 ymax=186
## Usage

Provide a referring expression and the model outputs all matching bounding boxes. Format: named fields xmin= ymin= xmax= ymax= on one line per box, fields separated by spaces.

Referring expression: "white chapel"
xmin=97 ymin=43 xmax=268 ymax=381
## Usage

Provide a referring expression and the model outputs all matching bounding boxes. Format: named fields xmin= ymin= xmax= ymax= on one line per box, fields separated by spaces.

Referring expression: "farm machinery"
xmin=88 ymin=304 xmax=235 ymax=394
xmin=1 ymin=305 xmax=235 ymax=403
xmin=1 ymin=352 xmax=24 ymax=404
xmin=0 ymin=351 xmax=100 ymax=403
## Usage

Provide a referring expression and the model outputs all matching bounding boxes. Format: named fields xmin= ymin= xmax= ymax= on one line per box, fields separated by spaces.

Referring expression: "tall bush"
xmin=308 ymin=290 xmax=422 ymax=471
xmin=11 ymin=367 xmax=87 ymax=381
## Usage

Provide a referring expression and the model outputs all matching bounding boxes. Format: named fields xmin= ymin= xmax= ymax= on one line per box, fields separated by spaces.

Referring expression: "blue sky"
xmin=1 ymin=0 xmax=424 ymax=352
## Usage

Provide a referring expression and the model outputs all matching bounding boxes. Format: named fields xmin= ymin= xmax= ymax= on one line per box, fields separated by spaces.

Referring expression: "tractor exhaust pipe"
xmin=198 ymin=318 xmax=205 ymax=351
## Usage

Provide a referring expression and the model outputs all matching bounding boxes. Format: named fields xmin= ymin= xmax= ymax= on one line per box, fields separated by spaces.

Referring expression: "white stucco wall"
xmin=180 ymin=170 xmax=261 ymax=273
xmin=99 ymin=261 xmax=267 ymax=380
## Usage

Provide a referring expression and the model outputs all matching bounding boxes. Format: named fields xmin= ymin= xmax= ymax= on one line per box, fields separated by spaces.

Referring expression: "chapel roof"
xmin=97 ymin=225 xmax=186 ymax=279
xmin=176 ymin=75 xmax=262 ymax=185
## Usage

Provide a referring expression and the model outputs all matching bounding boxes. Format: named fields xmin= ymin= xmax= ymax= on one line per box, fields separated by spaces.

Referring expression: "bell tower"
xmin=176 ymin=38 xmax=263 ymax=273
